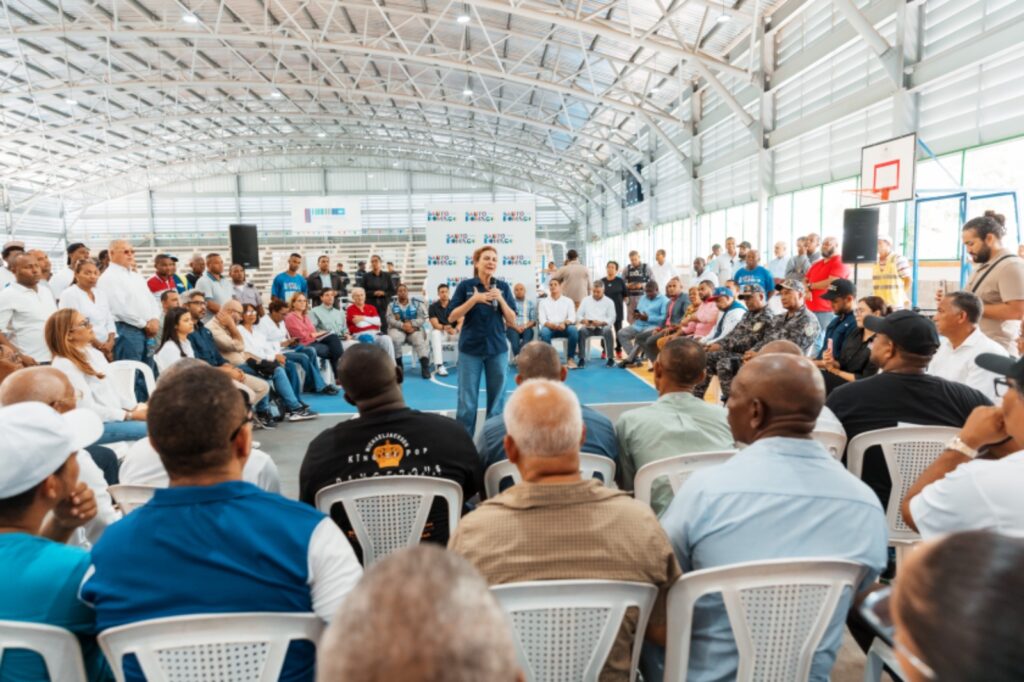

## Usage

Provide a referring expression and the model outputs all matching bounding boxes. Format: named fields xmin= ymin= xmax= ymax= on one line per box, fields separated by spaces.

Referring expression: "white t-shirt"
xmin=154 ymin=339 xmax=195 ymax=373
xmin=651 ymin=261 xmax=678 ymax=291
xmin=909 ymin=451 xmax=1024 ymax=539
xmin=119 ymin=437 xmax=282 ymax=493
xmin=52 ymin=347 xmax=136 ymax=422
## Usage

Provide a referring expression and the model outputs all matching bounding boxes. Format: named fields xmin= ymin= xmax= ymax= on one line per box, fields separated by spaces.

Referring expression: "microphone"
xmin=485 ymin=282 xmax=499 ymax=310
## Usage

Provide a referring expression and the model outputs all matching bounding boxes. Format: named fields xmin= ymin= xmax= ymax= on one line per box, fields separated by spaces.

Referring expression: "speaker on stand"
xmin=229 ymin=224 xmax=260 ymax=269
xmin=842 ymin=208 xmax=880 ymax=288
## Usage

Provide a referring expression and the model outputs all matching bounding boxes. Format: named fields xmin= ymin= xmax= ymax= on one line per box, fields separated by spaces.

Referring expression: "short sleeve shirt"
xmin=448 ymin=278 xmax=515 ymax=357
xmin=806 ymin=255 xmax=852 ymax=312
xmin=966 ymin=248 xmax=1024 ymax=352
xmin=428 ymin=300 xmax=451 ymax=327
xmin=271 ymin=272 xmax=308 ymax=302
xmin=733 ymin=266 xmax=776 ymax=296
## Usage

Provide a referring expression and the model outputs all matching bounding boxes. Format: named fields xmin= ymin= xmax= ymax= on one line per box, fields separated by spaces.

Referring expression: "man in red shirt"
xmin=146 ymin=254 xmax=184 ymax=298
xmin=805 ymin=236 xmax=851 ymax=353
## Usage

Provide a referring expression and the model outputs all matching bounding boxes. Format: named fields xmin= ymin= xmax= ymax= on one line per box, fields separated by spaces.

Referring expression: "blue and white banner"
xmin=291 ymin=197 xmax=362 ymax=235
xmin=424 ymin=202 xmax=537 ymax=299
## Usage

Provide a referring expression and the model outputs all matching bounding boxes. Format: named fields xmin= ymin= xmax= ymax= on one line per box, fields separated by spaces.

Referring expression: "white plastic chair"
xmin=314 ymin=476 xmax=462 ymax=566
xmin=864 ymin=637 xmax=905 ymax=682
xmin=107 ymin=360 xmax=156 ymax=403
xmin=632 ymin=450 xmax=736 ymax=506
xmin=107 ymin=484 xmax=158 ymax=514
xmin=846 ymin=426 xmax=960 ymax=567
xmin=663 ymin=558 xmax=867 ymax=682
xmin=491 ymin=580 xmax=657 ymax=682
xmin=0 ymin=620 xmax=88 ymax=681
xmin=810 ymin=430 xmax=847 ymax=461
xmin=484 ymin=454 xmax=617 ymax=499
xmin=580 ymin=329 xmax=614 ymax=362
xmin=98 ymin=612 xmax=323 ymax=682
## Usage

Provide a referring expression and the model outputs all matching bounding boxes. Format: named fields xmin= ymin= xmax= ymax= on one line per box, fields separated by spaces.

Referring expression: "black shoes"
xmin=420 ymin=357 xmax=431 ymax=379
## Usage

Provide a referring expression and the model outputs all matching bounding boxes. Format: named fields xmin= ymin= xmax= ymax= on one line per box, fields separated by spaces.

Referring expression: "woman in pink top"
xmin=284 ymin=292 xmax=345 ymax=377
xmin=679 ymin=281 xmax=720 ymax=339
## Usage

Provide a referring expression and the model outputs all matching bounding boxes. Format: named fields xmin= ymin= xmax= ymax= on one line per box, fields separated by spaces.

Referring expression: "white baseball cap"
xmin=0 ymin=403 xmax=103 ymax=499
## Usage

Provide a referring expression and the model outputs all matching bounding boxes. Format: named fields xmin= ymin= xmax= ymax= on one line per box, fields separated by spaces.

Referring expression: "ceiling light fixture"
xmin=716 ymin=13 xmax=731 ymax=24
xmin=270 ymin=91 xmax=282 ymax=98
xmin=392 ymin=161 xmax=400 ymax=167
xmin=65 ymin=98 xmax=78 ymax=106
xmin=317 ymin=132 xmax=326 ymax=138
xmin=182 ymin=12 xmax=199 ymax=24
xmin=456 ymin=14 xmax=471 ymax=24
xmin=463 ymin=88 xmax=474 ymax=96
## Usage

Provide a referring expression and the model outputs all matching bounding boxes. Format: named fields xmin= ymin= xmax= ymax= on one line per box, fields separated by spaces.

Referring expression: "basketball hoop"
xmin=845 ymin=187 xmax=888 ymax=202
xmin=857 ymin=133 xmax=917 ymax=206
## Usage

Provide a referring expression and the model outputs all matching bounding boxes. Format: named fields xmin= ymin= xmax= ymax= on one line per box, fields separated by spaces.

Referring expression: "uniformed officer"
xmin=765 ymin=279 xmax=821 ymax=354
xmin=694 ymin=283 xmax=775 ymax=400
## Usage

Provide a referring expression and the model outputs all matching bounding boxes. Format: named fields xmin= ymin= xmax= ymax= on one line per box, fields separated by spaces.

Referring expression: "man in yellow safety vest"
xmin=872 ymin=236 xmax=912 ymax=310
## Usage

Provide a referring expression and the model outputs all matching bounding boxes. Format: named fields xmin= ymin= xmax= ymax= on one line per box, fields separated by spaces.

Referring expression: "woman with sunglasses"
xmin=861 ymin=530 xmax=1024 ymax=681
xmin=57 ymin=258 xmax=117 ymax=361
xmin=45 ymin=308 xmax=148 ymax=445
xmin=818 ymin=296 xmax=890 ymax=394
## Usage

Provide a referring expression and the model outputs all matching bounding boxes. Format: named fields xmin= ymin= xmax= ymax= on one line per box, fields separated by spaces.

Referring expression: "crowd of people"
xmin=1 ymin=210 xmax=1024 ymax=681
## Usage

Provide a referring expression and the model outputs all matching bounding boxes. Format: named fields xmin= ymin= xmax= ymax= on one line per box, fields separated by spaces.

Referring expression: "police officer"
xmin=763 ymin=279 xmax=821 ymax=355
xmin=694 ymin=283 xmax=775 ymax=400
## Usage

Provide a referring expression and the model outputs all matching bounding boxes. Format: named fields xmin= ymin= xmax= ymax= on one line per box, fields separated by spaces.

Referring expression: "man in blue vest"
xmin=81 ymin=364 xmax=363 ymax=682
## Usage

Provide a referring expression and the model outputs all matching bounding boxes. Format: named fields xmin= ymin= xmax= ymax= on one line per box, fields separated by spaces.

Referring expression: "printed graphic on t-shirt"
xmin=343 ymin=432 xmax=444 ymax=479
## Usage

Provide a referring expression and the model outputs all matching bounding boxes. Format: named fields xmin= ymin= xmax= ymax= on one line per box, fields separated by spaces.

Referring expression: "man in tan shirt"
xmin=553 ymin=249 xmax=592 ymax=307
xmin=960 ymin=211 xmax=1024 ymax=353
xmin=449 ymin=379 xmax=681 ymax=682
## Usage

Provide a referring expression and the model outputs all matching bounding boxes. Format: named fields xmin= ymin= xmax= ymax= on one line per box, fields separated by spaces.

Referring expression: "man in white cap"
xmin=0 ymin=402 xmax=107 ymax=681
xmin=872 ymin=235 xmax=912 ymax=310
xmin=0 ymin=239 xmax=25 ymax=289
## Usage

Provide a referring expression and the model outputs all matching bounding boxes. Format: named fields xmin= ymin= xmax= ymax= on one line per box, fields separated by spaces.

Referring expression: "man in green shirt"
xmin=616 ymin=337 xmax=734 ymax=515
xmin=310 ymin=289 xmax=349 ymax=339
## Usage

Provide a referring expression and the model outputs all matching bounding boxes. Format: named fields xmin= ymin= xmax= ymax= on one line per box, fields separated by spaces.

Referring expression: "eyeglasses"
xmin=73 ymin=319 xmax=92 ymax=330
xmin=859 ymin=588 xmax=936 ymax=680
xmin=994 ymin=378 xmax=1012 ymax=398
xmin=229 ymin=408 xmax=254 ymax=441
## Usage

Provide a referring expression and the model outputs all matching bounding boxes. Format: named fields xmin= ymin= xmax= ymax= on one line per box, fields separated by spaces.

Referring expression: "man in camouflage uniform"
xmin=757 ymin=279 xmax=820 ymax=356
xmin=694 ymin=284 xmax=774 ymax=400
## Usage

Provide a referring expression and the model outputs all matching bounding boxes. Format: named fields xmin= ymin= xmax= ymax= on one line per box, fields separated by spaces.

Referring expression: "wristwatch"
xmin=944 ymin=436 xmax=980 ymax=459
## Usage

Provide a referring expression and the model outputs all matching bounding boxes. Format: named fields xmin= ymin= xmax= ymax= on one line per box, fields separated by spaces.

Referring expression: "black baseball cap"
xmin=822 ymin=278 xmax=857 ymax=301
xmin=975 ymin=353 xmax=1024 ymax=384
xmin=863 ymin=310 xmax=940 ymax=355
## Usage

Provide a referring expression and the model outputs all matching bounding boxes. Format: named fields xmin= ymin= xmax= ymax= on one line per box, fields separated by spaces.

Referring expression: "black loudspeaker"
xmin=842 ymin=208 xmax=879 ymax=264
xmin=229 ymin=224 xmax=260 ymax=269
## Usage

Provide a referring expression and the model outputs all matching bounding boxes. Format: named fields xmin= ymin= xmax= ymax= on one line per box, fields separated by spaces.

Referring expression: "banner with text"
xmin=424 ymin=202 xmax=537 ymax=300
xmin=291 ymin=197 xmax=362 ymax=236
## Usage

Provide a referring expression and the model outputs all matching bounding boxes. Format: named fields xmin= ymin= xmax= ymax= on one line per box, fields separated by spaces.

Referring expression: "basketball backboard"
xmin=858 ymin=132 xmax=917 ymax=206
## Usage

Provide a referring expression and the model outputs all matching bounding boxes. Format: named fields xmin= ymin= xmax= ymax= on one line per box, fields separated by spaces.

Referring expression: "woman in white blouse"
xmin=57 ymin=259 xmax=116 ymax=360
xmin=45 ymin=308 xmax=148 ymax=445
xmin=154 ymin=306 xmax=196 ymax=373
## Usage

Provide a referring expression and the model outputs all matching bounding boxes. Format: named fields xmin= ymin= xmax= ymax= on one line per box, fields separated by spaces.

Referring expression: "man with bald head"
xmin=659 ymin=354 xmax=887 ymax=682
xmin=97 ymin=239 xmax=160 ymax=399
xmin=0 ymin=366 xmax=120 ymax=546
xmin=300 ymin=344 xmax=480 ymax=549
xmin=450 ymin=379 xmax=681 ymax=682
xmin=0 ymin=251 xmax=57 ymax=362
xmin=475 ymin=341 xmax=618 ymax=473
xmin=617 ymin=338 xmax=733 ymax=515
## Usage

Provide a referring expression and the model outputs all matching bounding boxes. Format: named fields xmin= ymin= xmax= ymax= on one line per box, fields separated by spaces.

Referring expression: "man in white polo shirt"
xmin=537 ymin=278 xmax=579 ymax=369
xmin=929 ymin=291 xmax=1007 ymax=401
xmin=576 ymin=280 xmax=618 ymax=368
xmin=903 ymin=352 xmax=1024 ymax=538
xmin=0 ymin=252 xmax=57 ymax=363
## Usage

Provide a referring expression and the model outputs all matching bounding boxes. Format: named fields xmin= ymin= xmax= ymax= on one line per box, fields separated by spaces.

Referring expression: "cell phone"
xmin=826 ymin=339 xmax=834 ymax=354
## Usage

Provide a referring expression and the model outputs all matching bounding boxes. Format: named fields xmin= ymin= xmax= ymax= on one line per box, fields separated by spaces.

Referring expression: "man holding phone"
xmin=816 ymin=279 xmax=858 ymax=362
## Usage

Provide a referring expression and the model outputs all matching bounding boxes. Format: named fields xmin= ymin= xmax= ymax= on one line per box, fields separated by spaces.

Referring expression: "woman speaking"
xmin=447 ymin=245 xmax=517 ymax=434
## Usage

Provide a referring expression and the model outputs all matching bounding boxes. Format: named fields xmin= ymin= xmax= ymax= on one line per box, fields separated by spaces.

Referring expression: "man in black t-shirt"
xmin=427 ymin=284 xmax=461 ymax=377
xmin=361 ymin=255 xmax=396 ymax=331
xmin=827 ymin=310 xmax=991 ymax=507
xmin=600 ymin=260 xmax=627 ymax=355
xmin=300 ymin=344 xmax=481 ymax=560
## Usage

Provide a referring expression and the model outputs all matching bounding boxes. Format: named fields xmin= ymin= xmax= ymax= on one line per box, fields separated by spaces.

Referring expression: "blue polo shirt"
xmin=81 ymin=481 xmax=330 ymax=682
xmin=187 ymin=320 xmax=226 ymax=367
xmin=272 ymin=272 xmax=308 ymax=303
xmin=660 ymin=438 xmax=887 ymax=682
xmin=732 ymin=265 xmax=775 ymax=295
xmin=448 ymin=278 xmax=516 ymax=357
xmin=819 ymin=310 xmax=858 ymax=359
xmin=0 ymin=533 xmax=110 ymax=682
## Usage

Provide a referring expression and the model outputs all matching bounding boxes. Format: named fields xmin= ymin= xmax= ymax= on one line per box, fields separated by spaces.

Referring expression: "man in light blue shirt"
xmin=659 ymin=353 xmax=887 ymax=682
xmin=617 ymin=280 xmax=668 ymax=368
xmin=476 ymin=342 xmax=618 ymax=480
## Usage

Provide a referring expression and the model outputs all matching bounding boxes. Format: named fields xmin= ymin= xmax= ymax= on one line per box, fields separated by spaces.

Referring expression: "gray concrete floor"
xmin=258 ymin=413 xmax=883 ymax=682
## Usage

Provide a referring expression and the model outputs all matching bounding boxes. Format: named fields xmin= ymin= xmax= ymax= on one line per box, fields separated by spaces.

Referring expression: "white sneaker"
xmin=436 ymin=365 xmax=449 ymax=376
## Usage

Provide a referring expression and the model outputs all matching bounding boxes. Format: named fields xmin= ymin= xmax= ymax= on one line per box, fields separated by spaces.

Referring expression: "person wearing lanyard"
xmin=447 ymin=246 xmax=517 ymax=435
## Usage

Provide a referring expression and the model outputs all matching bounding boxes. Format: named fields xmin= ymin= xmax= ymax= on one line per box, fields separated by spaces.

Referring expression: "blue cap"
xmin=713 ymin=286 xmax=734 ymax=298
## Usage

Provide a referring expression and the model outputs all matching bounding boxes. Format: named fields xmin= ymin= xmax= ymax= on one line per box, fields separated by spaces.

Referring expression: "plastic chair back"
xmin=484 ymin=454 xmax=617 ymax=499
xmin=492 ymin=580 xmax=657 ymax=682
xmin=107 ymin=361 xmax=156 ymax=403
xmin=0 ymin=620 xmax=88 ymax=681
xmin=632 ymin=450 xmax=736 ymax=506
xmin=846 ymin=426 xmax=960 ymax=542
xmin=98 ymin=612 xmax=323 ymax=682
xmin=810 ymin=430 xmax=847 ymax=461
xmin=663 ymin=559 xmax=866 ymax=682
xmin=108 ymin=484 xmax=158 ymax=514
xmin=314 ymin=476 xmax=462 ymax=566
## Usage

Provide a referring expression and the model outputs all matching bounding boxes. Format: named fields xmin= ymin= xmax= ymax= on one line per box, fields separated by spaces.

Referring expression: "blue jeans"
xmin=238 ymin=364 xmax=291 ymax=411
xmin=505 ymin=327 xmax=535 ymax=357
xmin=456 ymin=351 xmax=508 ymax=436
xmin=94 ymin=420 xmax=148 ymax=446
xmin=539 ymin=325 xmax=578 ymax=360
xmin=284 ymin=347 xmax=327 ymax=392
xmin=114 ymin=321 xmax=155 ymax=402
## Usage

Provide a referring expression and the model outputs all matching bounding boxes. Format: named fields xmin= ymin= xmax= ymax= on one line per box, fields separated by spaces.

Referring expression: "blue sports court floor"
xmin=299 ymin=350 xmax=658 ymax=414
